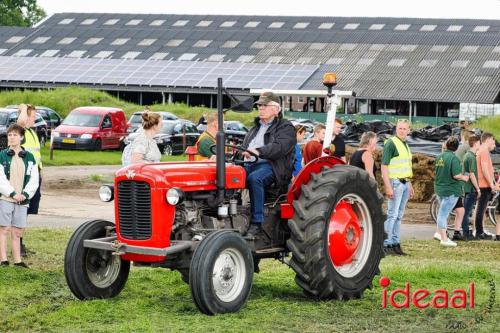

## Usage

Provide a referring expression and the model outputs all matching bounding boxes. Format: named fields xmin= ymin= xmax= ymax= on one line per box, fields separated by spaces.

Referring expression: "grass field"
xmin=0 ymin=229 xmax=498 ymax=333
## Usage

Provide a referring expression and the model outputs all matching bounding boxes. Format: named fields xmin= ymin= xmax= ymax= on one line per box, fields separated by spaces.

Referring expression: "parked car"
xmin=196 ymin=120 xmax=248 ymax=146
xmin=124 ymin=120 xmax=199 ymax=155
xmin=0 ymin=108 xmax=49 ymax=149
xmin=51 ymin=107 xmax=128 ymax=150
xmin=6 ymin=105 xmax=63 ymax=137
xmin=127 ymin=111 xmax=178 ymax=133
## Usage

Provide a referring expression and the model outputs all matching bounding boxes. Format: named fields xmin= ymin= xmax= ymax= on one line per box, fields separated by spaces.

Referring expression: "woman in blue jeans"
xmin=434 ymin=137 xmax=469 ymax=247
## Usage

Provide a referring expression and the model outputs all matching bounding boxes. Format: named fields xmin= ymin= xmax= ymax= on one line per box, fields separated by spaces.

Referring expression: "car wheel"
xmin=0 ymin=136 xmax=7 ymax=149
xmin=39 ymin=135 xmax=46 ymax=147
xmin=94 ymin=138 xmax=102 ymax=151
xmin=162 ymin=144 xmax=173 ymax=156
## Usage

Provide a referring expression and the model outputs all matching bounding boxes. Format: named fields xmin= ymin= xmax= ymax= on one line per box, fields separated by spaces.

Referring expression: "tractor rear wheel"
xmin=288 ymin=165 xmax=385 ymax=300
xmin=189 ymin=230 xmax=253 ymax=315
xmin=64 ymin=220 xmax=130 ymax=299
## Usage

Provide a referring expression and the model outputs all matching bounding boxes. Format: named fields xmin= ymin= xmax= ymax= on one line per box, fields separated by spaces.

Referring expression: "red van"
xmin=52 ymin=107 xmax=128 ymax=150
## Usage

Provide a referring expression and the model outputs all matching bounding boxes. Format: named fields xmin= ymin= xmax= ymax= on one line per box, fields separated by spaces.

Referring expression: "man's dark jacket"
xmin=242 ymin=116 xmax=297 ymax=187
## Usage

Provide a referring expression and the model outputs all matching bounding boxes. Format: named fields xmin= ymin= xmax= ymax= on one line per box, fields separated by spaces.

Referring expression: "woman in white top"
xmin=130 ymin=112 xmax=162 ymax=164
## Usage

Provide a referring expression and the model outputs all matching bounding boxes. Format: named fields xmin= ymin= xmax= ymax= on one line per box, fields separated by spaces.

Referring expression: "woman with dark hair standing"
xmin=349 ymin=131 xmax=378 ymax=179
xmin=292 ymin=124 xmax=306 ymax=179
xmin=130 ymin=112 xmax=162 ymax=164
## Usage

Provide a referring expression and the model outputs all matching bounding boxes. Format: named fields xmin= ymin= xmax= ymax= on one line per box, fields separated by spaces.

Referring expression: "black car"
xmin=6 ymin=105 xmax=63 ymax=136
xmin=0 ymin=108 xmax=49 ymax=149
xmin=125 ymin=120 xmax=199 ymax=155
xmin=196 ymin=120 xmax=248 ymax=146
xmin=127 ymin=111 xmax=178 ymax=133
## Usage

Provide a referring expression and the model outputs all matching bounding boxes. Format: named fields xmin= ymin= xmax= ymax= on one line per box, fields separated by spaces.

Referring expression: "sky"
xmin=38 ymin=0 xmax=500 ymax=20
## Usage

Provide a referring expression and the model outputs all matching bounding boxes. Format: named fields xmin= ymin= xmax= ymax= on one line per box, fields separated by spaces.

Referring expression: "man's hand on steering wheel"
xmin=209 ymin=144 xmax=259 ymax=165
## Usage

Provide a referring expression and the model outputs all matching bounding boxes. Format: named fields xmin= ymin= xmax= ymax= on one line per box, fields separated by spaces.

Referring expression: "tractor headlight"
xmin=99 ymin=185 xmax=114 ymax=202
xmin=166 ymin=188 xmax=184 ymax=206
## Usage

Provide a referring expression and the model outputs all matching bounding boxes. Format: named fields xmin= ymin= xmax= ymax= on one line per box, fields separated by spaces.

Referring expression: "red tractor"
xmin=64 ymin=74 xmax=385 ymax=315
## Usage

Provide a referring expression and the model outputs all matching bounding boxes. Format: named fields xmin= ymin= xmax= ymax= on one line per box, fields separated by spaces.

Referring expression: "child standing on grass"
xmin=0 ymin=124 xmax=39 ymax=268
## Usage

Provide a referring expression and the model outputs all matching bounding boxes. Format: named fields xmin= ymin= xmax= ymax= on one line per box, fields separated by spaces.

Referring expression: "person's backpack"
xmin=121 ymin=143 xmax=133 ymax=166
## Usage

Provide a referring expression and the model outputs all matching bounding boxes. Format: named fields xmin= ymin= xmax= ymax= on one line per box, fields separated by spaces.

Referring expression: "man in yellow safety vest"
xmin=17 ymin=104 xmax=42 ymax=257
xmin=381 ymin=119 xmax=414 ymax=256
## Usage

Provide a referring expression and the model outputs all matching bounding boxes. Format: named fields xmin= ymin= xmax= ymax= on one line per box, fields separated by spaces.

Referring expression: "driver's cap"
xmin=255 ymin=91 xmax=280 ymax=105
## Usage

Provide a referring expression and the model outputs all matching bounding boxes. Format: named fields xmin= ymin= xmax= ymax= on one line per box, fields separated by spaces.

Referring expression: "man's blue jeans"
xmin=462 ymin=191 xmax=477 ymax=235
xmin=245 ymin=162 xmax=275 ymax=224
xmin=436 ymin=195 xmax=459 ymax=230
xmin=384 ymin=179 xmax=411 ymax=246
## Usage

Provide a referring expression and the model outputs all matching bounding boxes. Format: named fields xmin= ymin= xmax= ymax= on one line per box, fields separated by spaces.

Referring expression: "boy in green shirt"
xmin=460 ymin=136 xmax=481 ymax=239
xmin=434 ymin=137 xmax=469 ymax=247
xmin=196 ymin=112 xmax=218 ymax=159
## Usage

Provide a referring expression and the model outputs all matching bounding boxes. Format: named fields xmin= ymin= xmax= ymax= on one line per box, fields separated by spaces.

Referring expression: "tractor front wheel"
xmin=64 ymin=220 xmax=130 ymax=299
xmin=189 ymin=230 xmax=253 ymax=315
xmin=288 ymin=165 xmax=385 ymax=300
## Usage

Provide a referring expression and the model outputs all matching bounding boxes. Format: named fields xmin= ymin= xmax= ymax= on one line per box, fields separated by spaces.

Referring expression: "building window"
xmin=208 ymin=54 xmax=225 ymax=61
xmin=220 ymin=21 xmax=236 ymax=27
xmin=104 ymin=19 xmax=119 ymax=25
xmin=293 ymin=22 xmax=309 ymax=29
xmin=93 ymin=51 xmax=114 ymax=58
xmin=420 ymin=25 xmax=436 ymax=31
xmin=473 ymin=25 xmax=489 ymax=32
xmin=388 ymin=58 xmax=406 ymax=67
xmin=81 ymin=18 xmax=97 ymax=25
xmin=122 ymin=51 xmax=141 ymax=59
xmin=58 ymin=37 xmax=76 ymax=45
xmin=149 ymin=20 xmax=165 ymax=26
xmin=111 ymin=38 xmax=129 ymax=45
xmin=369 ymin=24 xmax=385 ymax=30
xmin=178 ymin=53 xmax=197 ymax=61
xmin=269 ymin=22 xmax=284 ymax=28
xmin=430 ymin=45 xmax=448 ymax=52
xmin=84 ymin=38 xmax=103 ymax=45
xmin=296 ymin=57 xmax=313 ymax=64
xmin=344 ymin=23 xmax=359 ymax=30
xmin=32 ymin=37 xmax=50 ymax=44
xmin=461 ymin=46 xmax=479 ymax=53
xmin=173 ymin=20 xmax=189 ymax=27
xmin=244 ymin=21 xmax=260 ymax=28
xmin=126 ymin=19 xmax=142 ymax=26
xmin=280 ymin=42 xmax=297 ymax=49
xmin=221 ymin=40 xmax=240 ymax=48
xmin=369 ymin=44 xmax=386 ymax=51
xmin=339 ymin=43 xmax=357 ymax=51
xmin=298 ymin=97 xmax=305 ymax=103
xmin=326 ymin=57 xmax=343 ymax=65
xmin=309 ymin=43 xmax=326 ymax=50
xmin=236 ymin=55 xmax=254 ymax=63
xmin=451 ymin=60 xmax=469 ymax=68
xmin=318 ymin=23 xmax=334 ymax=29
xmin=138 ymin=38 xmax=157 ymax=46
xmin=357 ymin=58 xmax=374 ymax=66
xmin=472 ymin=76 xmax=489 ymax=84
xmin=13 ymin=49 xmax=33 ymax=56
xmin=58 ymin=18 xmax=74 ymax=25
xmin=6 ymin=36 xmax=25 ymax=43
xmin=419 ymin=59 xmax=437 ymax=67
xmin=266 ymin=56 xmax=283 ymax=63
xmin=394 ymin=24 xmax=411 ymax=31
xmin=166 ymin=39 xmax=184 ymax=47
xmin=250 ymin=41 xmax=268 ymax=49
xmin=493 ymin=46 xmax=500 ymax=53
xmin=400 ymin=45 xmax=417 ymax=52
xmin=149 ymin=52 xmax=169 ymax=60
xmin=197 ymin=20 xmax=213 ymax=27
xmin=40 ymin=49 xmax=59 ymax=57
xmin=67 ymin=50 xmax=86 ymax=58
xmin=483 ymin=60 xmax=500 ymax=69
xmin=193 ymin=40 xmax=212 ymax=48
xmin=447 ymin=25 xmax=462 ymax=32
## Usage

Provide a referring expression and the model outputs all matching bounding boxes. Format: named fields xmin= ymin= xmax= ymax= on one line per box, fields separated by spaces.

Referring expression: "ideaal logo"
xmin=379 ymin=276 xmax=475 ymax=309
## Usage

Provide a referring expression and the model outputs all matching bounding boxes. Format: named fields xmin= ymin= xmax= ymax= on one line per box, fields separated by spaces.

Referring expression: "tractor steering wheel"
xmin=209 ymin=144 xmax=259 ymax=165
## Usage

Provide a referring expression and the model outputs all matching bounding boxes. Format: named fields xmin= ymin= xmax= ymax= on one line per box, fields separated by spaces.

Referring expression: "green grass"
xmin=474 ymin=115 xmax=500 ymax=136
xmin=0 ymin=230 xmax=498 ymax=332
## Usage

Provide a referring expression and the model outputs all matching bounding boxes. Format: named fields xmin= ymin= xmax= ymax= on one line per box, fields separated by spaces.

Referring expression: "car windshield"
xmin=129 ymin=114 xmax=142 ymax=124
xmin=0 ymin=113 xmax=10 ymax=125
xmin=63 ymin=113 xmax=101 ymax=127
xmin=226 ymin=123 xmax=248 ymax=132
xmin=160 ymin=123 xmax=176 ymax=134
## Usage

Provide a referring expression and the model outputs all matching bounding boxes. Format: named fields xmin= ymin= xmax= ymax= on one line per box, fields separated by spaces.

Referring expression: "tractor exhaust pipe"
xmin=215 ymin=78 xmax=226 ymax=204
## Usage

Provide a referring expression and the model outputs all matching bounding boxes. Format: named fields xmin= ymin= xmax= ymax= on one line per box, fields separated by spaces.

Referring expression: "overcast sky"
xmin=38 ymin=0 xmax=500 ymax=20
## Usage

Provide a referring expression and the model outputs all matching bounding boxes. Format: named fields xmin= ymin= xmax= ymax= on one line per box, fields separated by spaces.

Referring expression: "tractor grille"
xmin=117 ymin=180 xmax=152 ymax=240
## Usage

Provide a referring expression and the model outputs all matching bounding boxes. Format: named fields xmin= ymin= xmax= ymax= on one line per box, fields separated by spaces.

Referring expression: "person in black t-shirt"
xmin=330 ymin=118 xmax=346 ymax=162
xmin=349 ymin=131 xmax=378 ymax=178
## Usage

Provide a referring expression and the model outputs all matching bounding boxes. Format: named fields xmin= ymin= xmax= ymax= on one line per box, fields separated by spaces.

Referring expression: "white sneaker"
xmin=433 ymin=232 xmax=441 ymax=241
xmin=440 ymin=239 xmax=457 ymax=247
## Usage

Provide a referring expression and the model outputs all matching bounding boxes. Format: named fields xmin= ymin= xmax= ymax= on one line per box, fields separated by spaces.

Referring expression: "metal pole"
xmin=215 ymin=78 xmax=226 ymax=203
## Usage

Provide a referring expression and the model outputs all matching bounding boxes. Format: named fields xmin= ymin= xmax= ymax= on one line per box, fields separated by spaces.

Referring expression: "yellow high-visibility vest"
xmin=387 ymin=136 xmax=412 ymax=179
xmin=22 ymin=128 xmax=42 ymax=169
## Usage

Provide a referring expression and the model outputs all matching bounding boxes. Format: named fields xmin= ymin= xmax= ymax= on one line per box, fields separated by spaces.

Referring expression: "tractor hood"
xmin=115 ymin=161 xmax=246 ymax=191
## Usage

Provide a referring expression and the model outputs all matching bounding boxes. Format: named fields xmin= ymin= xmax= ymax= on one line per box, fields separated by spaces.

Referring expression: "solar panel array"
xmin=0 ymin=56 xmax=318 ymax=90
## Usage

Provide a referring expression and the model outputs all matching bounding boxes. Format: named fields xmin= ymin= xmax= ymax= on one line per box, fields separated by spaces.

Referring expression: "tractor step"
xmin=255 ymin=247 xmax=285 ymax=254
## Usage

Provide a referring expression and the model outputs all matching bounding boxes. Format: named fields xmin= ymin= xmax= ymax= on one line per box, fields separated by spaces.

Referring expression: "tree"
xmin=0 ymin=0 xmax=47 ymax=27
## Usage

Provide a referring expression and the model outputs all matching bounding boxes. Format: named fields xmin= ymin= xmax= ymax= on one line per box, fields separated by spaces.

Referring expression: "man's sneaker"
xmin=247 ymin=224 xmax=262 ymax=237
xmin=20 ymin=242 xmax=27 ymax=257
xmin=495 ymin=235 xmax=500 ymax=241
xmin=433 ymin=232 xmax=441 ymax=241
xmin=392 ymin=244 xmax=408 ymax=256
xmin=465 ymin=233 xmax=475 ymax=241
xmin=440 ymin=239 xmax=457 ymax=247
xmin=383 ymin=245 xmax=395 ymax=256
xmin=13 ymin=262 xmax=29 ymax=268
xmin=452 ymin=232 xmax=465 ymax=241
xmin=475 ymin=233 xmax=493 ymax=240
xmin=0 ymin=261 xmax=9 ymax=267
